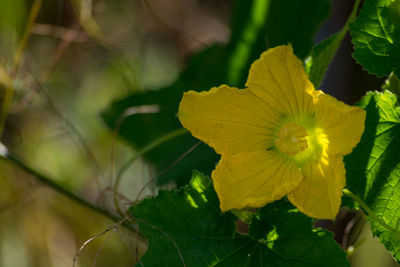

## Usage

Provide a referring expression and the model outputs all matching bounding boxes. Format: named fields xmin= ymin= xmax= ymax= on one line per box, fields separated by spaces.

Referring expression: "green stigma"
xmin=274 ymin=118 xmax=328 ymax=166
xmin=275 ymin=123 xmax=308 ymax=156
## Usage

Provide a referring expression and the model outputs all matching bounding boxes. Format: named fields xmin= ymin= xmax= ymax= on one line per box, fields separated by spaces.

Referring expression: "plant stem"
xmin=331 ymin=0 xmax=361 ymax=49
xmin=343 ymin=188 xmax=400 ymax=237
xmin=348 ymin=0 xmax=361 ymax=25
xmin=1 ymin=151 xmax=143 ymax=239
xmin=0 ymin=0 xmax=42 ymax=139
xmin=13 ymin=0 xmax=43 ymax=74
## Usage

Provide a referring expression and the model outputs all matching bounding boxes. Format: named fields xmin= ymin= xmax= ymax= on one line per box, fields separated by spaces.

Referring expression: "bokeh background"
xmin=0 ymin=0 xmax=398 ymax=266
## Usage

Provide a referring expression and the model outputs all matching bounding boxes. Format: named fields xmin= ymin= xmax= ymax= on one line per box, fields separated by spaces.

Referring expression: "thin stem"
xmin=348 ymin=0 xmax=362 ymax=25
xmin=0 ymin=151 xmax=144 ymax=240
xmin=0 ymin=0 xmax=42 ymax=139
xmin=0 ymin=75 xmax=12 ymax=140
xmin=343 ymin=189 xmax=400 ymax=237
xmin=113 ymin=128 xmax=188 ymax=214
xmin=13 ymin=0 xmax=42 ymax=74
xmin=333 ymin=0 xmax=361 ymax=42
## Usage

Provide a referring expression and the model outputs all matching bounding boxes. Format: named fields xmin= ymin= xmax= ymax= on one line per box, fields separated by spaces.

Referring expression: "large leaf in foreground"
xmin=350 ymin=0 xmax=400 ymax=77
xmin=249 ymin=200 xmax=349 ymax=267
xmin=345 ymin=90 xmax=400 ymax=261
xmin=131 ymin=172 xmax=349 ymax=266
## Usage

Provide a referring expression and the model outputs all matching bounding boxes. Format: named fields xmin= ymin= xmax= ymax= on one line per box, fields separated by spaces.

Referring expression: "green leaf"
xmin=308 ymin=0 xmax=361 ymax=89
xmin=382 ymin=73 xmax=400 ymax=100
xmin=345 ymin=90 xmax=400 ymax=261
xmin=308 ymin=30 xmax=346 ymax=89
xmin=248 ymin=200 xmax=349 ymax=267
xmin=131 ymin=172 xmax=349 ymax=267
xmin=350 ymin=0 xmax=400 ymax=77
xmin=130 ymin=171 xmax=250 ymax=267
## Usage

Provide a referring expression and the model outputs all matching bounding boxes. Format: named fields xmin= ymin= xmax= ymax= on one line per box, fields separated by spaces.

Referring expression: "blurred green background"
xmin=0 ymin=0 xmax=398 ymax=266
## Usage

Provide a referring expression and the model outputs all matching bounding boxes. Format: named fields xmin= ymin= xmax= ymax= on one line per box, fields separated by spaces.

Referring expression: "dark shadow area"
xmin=365 ymin=123 xmax=400 ymax=206
xmin=344 ymin=96 xmax=379 ymax=199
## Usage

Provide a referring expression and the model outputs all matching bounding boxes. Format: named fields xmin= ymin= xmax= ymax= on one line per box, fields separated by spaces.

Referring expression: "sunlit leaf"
xmin=345 ymin=90 xmax=400 ymax=261
xmin=131 ymin=172 xmax=350 ymax=267
xmin=130 ymin=171 xmax=249 ymax=267
xmin=249 ymin=200 xmax=349 ymax=267
xmin=350 ymin=0 xmax=400 ymax=77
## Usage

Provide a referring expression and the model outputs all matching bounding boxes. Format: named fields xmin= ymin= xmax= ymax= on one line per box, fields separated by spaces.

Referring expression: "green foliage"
xmin=345 ymin=90 xmax=400 ymax=262
xmin=131 ymin=172 xmax=350 ymax=267
xmin=249 ymin=201 xmax=349 ymax=267
xmin=102 ymin=0 xmax=330 ymax=185
xmin=130 ymin=171 xmax=247 ymax=266
xmin=350 ymin=0 xmax=400 ymax=77
xmin=382 ymin=73 xmax=400 ymax=99
xmin=308 ymin=31 xmax=346 ymax=89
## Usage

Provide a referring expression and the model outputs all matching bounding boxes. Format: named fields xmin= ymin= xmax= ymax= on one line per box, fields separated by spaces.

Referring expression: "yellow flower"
xmin=178 ymin=45 xmax=366 ymax=219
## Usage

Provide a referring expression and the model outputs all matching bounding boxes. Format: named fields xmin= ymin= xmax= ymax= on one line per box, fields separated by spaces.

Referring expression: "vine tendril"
xmin=343 ymin=188 xmax=400 ymax=238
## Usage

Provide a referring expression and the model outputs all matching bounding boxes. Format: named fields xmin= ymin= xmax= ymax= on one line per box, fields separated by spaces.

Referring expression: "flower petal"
xmin=246 ymin=45 xmax=315 ymax=116
xmin=212 ymin=150 xmax=303 ymax=212
xmin=314 ymin=92 xmax=366 ymax=156
xmin=288 ymin=156 xmax=346 ymax=219
xmin=178 ymin=85 xmax=280 ymax=155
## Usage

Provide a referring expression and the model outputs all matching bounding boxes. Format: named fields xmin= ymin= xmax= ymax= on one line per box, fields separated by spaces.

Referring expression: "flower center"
xmin=275 ymin=123 xmax=308 ymax=156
